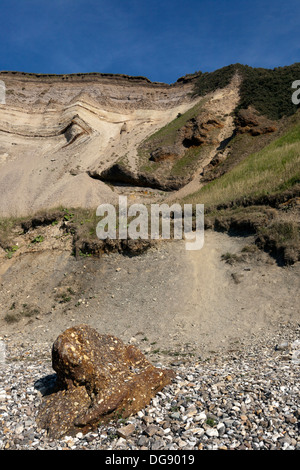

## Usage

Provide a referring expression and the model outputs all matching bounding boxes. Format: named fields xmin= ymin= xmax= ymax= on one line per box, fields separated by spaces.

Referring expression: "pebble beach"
xmin=0 ymin=321 xmax=299 ymax=451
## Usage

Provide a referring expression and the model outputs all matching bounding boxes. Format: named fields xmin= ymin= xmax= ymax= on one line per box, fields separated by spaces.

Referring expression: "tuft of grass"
xmin=4 ymin=312 xmax=19 ymax=324
xmin=221 ymin=252 xmax=241 ymax=264
xmin=206 ymin=418 xmax=216 ymax=427
xmin=5 ymin=245 xmax=19 ymax=258
xmin=4 ymin=304 xmax=40 ymax=323
xmin=63 ymin=209 xmax=74 ymax=221
xmin=31 ymin=235 xmax=44 ymax=244
xmin=241 ymin=244 xmax=259 ymax=253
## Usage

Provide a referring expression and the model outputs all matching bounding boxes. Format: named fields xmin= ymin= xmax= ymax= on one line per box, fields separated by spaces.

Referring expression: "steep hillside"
xmin=0 ymin=65 xmax=299 ymax=392
xmin=0 ymin=65 xmax=299 ymax=214
xmin=193 ymin=62 xmax=300 ymax=120
xmin=0 ymin=64 xmax=299 ymax=265
xmin=181 ymin=112 xmax=300 ymax=264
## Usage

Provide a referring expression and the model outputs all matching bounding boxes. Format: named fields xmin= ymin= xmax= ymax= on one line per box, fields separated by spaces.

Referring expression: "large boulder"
xmin=37 ymin=325 xmax=174 ymax=438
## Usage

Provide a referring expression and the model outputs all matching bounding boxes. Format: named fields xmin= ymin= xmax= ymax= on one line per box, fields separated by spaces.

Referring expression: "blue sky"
xmin=0 ymin=0 xmax=299 ymax=83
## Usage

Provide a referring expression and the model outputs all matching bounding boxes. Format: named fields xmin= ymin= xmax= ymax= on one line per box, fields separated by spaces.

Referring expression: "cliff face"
xmin=0 ymin=72 xmax=197 ymax=216
xmin=0 ymin=68 xmax=286 ymax=216
xmin=0 ymin=71 xmax=195 ymax=110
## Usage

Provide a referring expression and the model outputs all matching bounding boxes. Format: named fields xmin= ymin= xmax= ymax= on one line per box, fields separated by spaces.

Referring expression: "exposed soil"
xmin=0 ymin=228 xmax=298 ymax=365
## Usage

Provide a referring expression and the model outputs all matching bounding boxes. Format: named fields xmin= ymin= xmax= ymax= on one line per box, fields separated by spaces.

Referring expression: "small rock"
xmin=191 ymin=427 xmax=205 ymax=437
xmin=116 ymin=437 xmax=126 ymax=447
xmin=117 ymin=423 xmax=136 ymax=439
xmin=138 ymin=435 xmax=149 ymax=447
xmin=151 ymin=439 xmax=165 ymax=450
xmin=205 ymin=428 xmax=219 ymax=437
xmin=196 ymin=412 xmax=207 ymax=422
xmin=186 ymin=405 xmax=197 ymax=417
xmin=145 ymin=425 xmax=159 ymax=437
xmin=15 ymin=424 xmax=24 ymax=434
xmin=217 ymin=423 xmax=225 ymax=436
xmin=275 ymin=341 xmax=289 ymax=351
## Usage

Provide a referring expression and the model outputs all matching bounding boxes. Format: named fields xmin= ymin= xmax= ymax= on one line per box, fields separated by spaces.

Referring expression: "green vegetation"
xmin=31 ymin=235 xmax=44 ymax=244
xmin=170 ymin=145 xmax=211 ymax=177
xmin=137 ymin=98 xmax=208 ymax=176
xmin=136 ymin=62 xmax=300 ymax=190
xmin=0 ymin=216 xmax=23 ymax=251
xmin=137 ymin=98 xmax=219 ymax=181
xmin=140 ymin=99 xmax=207 ymax=151
xmin=238 ymin=63 xmax=300 ymax=120
xmin=5 ymin=245 xmax=18 ymax=259
xmin=55 ymin=290 xmax=73 ymax=304
xmin=256 ymin=220 xmax=299 ymax=262
xmin=4 ymin=313 xmax=19 ymax=324
xmin=182 ymin=120 xmax=300 ymax=207
xmin=1 ymin=69 xmax=299 ymax=267
xmin=221 ymin=252 xmax=242 ymax=265
xmin=0 ymin=207 xmax=99 ymax=259
xmin=181 ymin=118 xmax=300 ymax=265
xmin=193 ymin=63 xmax=300 ymax=120
xmin=206 ymin=418 xmax=216 ymax=427
xmin=64 ymin=207 xmax=97 ymax=233
xmin=193 ymin=64 xmax=240 ymax=97
xmin=4 ymin=303 xmax=40 ymax=324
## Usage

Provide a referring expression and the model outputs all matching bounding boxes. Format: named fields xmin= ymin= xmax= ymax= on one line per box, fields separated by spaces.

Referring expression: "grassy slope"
xmin=180 ymin=119 xmax=300 ymax=265
xmin=137 ymin=63 xmax=300 ymax=183
xmin=137 ymin=98 xmax=214 ymax=178
xmin=182 ymin=119 xmax=300 ymax=208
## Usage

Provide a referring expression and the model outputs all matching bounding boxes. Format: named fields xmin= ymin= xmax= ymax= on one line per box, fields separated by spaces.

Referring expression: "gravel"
xmin=0 ymin=323 xmax=299 ymax=451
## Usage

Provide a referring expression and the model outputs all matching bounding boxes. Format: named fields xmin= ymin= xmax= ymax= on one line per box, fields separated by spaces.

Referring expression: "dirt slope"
xmin=0 ymin=227 xmax=298 ymax=362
